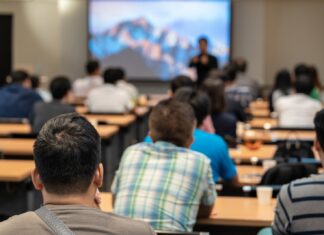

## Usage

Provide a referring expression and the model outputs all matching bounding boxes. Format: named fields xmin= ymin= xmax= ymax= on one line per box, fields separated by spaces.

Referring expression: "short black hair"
xmin=223 ymin=64 xmax=238 ymax=82
xmin=103 ymin=67 xmax=125 ymax=84
xmin=149 ymin=99 xmax=195 ymax=147
xmin=30 ymin=75 xmax=40 ymax=89
xmin=170 ymin=75 xmax=194 ymax=94
xmin=198 ymin=37 xmax=208 ymax=44
xmin=10 ymin=70 xmax=30 ymax=84
xmin=86 ymin=60 xmax=100 ymax=75
xmin=50 ymin=76 xmax=72 ymax=100
xmin=315 ymin=109 xmax=324 ymax=150
xmin=173 ymin=87 xmax=210 ymax=126
xmin=34 ymin=113 xmax=101 ymax=195
xmin=273 ymin=69 xmax=292 ymax=95
xmin=234 ymin=58 xmax=247 ymax=73
xmin=295 ymin=74 xmax=315 ymax=95
xmin=294 ymin=63 xmax=309 ymax=77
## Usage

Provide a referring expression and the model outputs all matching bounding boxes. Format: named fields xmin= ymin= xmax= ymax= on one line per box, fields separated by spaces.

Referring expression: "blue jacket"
xmin=0 ymin=84 xmax=42 ymax=118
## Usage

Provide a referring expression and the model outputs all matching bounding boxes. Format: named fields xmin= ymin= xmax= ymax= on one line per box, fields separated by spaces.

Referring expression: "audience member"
xmin=30 ymin=75 xmax=52 ymax=102
xmin=73 ymin=60 xmax=103 ymax=98
xmin=201 ymin=78 xmax=237 ymax=139
xmin=0 ymin=70 xmax=42 ymax=118
xmin=275 ymin=73 xmax=322 ymax=128
xmin=234 ymin=58 xmax=260 ymax=98
xmin=189 ymin=37 xmax=218 ymax=86
xmin=112 ymin=100 xmax=216 ymax=231
xmin=87 ymin=68 xmax=134 ymax=113
xmin=222 ymin=63 xmax=254 ymax=108
xmin=272 ymin=109 xmax=324 ymax=234
xmin=110 ymin=67 xmax=139 ymax=101
xmin=29 ymin=76 xmax=75 ymax=133
xmin=269 ymin=69 xmax=293 ymax=113
xmin=169 ymin=75 xmax=195 ymax=96
xmin=0 ymin=113 xmax=155 ymax=234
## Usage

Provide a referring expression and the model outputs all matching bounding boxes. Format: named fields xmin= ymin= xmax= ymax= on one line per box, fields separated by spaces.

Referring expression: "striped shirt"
xmin=272 ymin=174 xmax=324 ymax=235
xmin=111 ymin=141 xmax=216 ymax=232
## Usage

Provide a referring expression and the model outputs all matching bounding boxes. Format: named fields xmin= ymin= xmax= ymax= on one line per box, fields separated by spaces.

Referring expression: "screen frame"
xmin=87 ymin=0 xmax=233 ymax=82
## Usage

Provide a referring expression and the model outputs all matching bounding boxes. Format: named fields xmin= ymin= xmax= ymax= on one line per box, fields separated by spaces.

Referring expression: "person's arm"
xmin=189 ymin=56 xmax=199 ymax=67
xmin=197 ymin=204 xmax=214 ymax=218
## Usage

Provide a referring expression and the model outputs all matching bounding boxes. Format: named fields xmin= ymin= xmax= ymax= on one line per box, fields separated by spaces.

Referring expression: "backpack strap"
xmin=35 ymin=206 xmax=74 ymax=235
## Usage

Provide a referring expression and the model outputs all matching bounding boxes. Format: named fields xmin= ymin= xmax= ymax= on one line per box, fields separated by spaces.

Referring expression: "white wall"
xmin=1 ymin=0 xmax=324 ymax=87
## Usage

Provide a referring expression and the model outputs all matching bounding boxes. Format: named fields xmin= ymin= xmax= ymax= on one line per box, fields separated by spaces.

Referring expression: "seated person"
xmin=29 ymin=76 xmax=75 ymax=133
xmin=0 ymin=113 xmax=154 ymax=234
xmin=201 ymin=78 xmax=237 ymax=139
xmin=169 ymin=75 xmax=195 ymax=96
xmin=272 ymin=109 xmax=324 ymax=234
xmin=73 ymin=60 xmax=104 ymax=98
xmin=112 ymin=100 xmax=216 ymax=232
xmin=275 ymin=73 xmax=322 ymax=128
xmin=145 ymin=87 xmax=238 ymax=184
xmin=87 ymin=68 xmax=134 ymax=113
xmin=30 ymin=75 xmax=52 ymax=102
xmin=113 ymin=67 xmax=139 ymax=101
xmin=0 ymin=70 xmax=42 ymax=118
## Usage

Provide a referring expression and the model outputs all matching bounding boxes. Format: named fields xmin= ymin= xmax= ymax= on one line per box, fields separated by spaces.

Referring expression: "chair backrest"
xmin=156 ymin=231 xmax=209 ymax=235
xmin=260 ymin=163 xmax=318 ymax=185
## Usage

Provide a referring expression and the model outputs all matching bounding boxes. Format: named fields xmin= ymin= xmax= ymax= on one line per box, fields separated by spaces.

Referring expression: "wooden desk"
xmin=0 ymin=123 xmax=31 ymax=135
xmin=84 ymin=114 xmax=136 ymax=127
xmin=100 ymin=193 xmax=275 ymax=227
xmin=96 ymin=125 xmax=119 ymax=139
xmin=248 ymin=118 xmax=278 ymax=129
xmin=249 ymin=100 xmax=269 ymax=110
xmin=241 ymin=129 xmax=315 ymax=142
xmin=230 ymin=145 xmax=277 ymax=161
xmin=236 ymin=165 xmax=264 ymax=185
xmin=0 ymin=160 xmax=34 ymax=181
xmin=0 ymin=138 xmax=34 ymax=156
xmin=249 ymin=109 xmax=270 ymax=118
xmin=75 ymin=105 xmax=88 ymax=114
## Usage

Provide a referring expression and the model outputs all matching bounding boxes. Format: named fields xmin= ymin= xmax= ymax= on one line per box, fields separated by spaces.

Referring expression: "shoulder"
xmin=0 ymin=212 xmax=51 ymax=234
xmin=194 ymin=129 xmax=227 ymax=146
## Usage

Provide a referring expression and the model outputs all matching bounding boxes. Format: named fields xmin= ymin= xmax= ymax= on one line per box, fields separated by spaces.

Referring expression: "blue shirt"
xmin=144 ymin=129 xmax=237 ymax=182
xmin=0 ymin=84 xmax=42 ymax=118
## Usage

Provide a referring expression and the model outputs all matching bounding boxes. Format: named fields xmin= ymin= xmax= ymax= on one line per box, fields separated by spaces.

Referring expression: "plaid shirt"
xmin=111 ymin=141 xmax=216 ymax=232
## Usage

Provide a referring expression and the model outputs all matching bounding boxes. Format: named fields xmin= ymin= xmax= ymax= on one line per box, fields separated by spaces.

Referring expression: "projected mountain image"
xmin=89 ymin=17 xmax=200 ymax=80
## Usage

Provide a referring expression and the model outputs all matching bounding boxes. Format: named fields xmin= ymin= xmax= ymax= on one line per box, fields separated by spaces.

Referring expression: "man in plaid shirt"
xmin=111 ymin=99 xmax=216 ymax=232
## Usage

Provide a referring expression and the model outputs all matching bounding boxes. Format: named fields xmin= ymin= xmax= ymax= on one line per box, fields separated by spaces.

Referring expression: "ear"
xmin=31 ymin=168 xmax=44 ymax=191
xmin=93 ymin=163 xmax=104 ymax=188
xmin=185 ymin=134 xmax=194 ymax=148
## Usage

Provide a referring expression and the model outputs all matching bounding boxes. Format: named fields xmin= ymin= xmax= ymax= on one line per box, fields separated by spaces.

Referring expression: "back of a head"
xmin=149 ymin=99 xmax=195 ymax=147
xmin=173 ymin=87 xmax=210 ymax=126
xmin=295 ymin=74 xmax=315 ymax=95
xmin=201 ymin=78 xmax=225 ymax=114
xmin=34 ymin=113 xmax=101 ymax=195
xmin=103 ymin=68 xmax=124 ymax=84
xmin=170 ymin=75 xmax=194 ymax=94
xmin=86 ymin=60 xmax=100 ymax=75
xmin=314 ymin=109 xmax=324 ymax=150
xmin=50 ymin=76 xmax=72 ymax=100
xmin=10 ymin=70 xmax=30 ymax=84
xmin=30 ymin=75 xmax=40 ymax=89
xmin=294 ymin=63 xmax=309 ymax=77
xmin=234 ymin=58 xmax=247 ymax=73
xmin=273 ymin=69 xmax=292 ymax=94
xmin=223 ymin=63 xmax=238 ymax=82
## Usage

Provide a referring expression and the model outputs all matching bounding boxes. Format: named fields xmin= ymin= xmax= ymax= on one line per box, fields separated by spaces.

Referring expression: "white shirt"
xmin=116 ymin=80 xmax=139 ymax=101
xmin=275 ymin=93 xmax=322 ymax=128
xmin=73 ymin=75 xmax=103 ymax=98
xmin=86 ymin=84 xmax=134 ymax=113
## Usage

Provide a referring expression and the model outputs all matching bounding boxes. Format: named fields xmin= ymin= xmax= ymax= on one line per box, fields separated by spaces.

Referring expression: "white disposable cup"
xmin=256 ymin=186 xmax=273 ymax=205
xmin=262 ymin=160 xmax=277 ymax=172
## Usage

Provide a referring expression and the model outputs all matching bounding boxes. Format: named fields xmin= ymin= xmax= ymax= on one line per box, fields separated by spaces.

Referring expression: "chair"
xmin=156 ymin=231 xmax=209 ymax=235
xmin=257 ymin=227 xmax=272 ymax=235
xmin=260 ymin=163 xmax=318 ymax=185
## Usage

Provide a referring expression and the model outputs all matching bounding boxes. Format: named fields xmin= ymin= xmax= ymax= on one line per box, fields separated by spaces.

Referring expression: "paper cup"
xmin=256 ymin=186 xmax=273 ymax=205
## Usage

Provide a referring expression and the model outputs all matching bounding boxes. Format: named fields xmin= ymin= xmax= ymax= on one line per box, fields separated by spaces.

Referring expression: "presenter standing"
xmin=189 ymin=37 xmax=218 ymax=86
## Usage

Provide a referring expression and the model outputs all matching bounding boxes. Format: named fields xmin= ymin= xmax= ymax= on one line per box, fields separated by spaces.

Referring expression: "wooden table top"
xmin=0 ymin=160 xmax=34 ymax=181
xmin=248 ymin=118 xmax=278 ymax=129
xmin=96 ymin=125 xmax=120 ymax=139
xmin=0 ymin=138 xmax=34 ymax=156
xmin=100 ymin=193 xmax=275 ymax=227
xmin=0 ymin=123 xmax=31 ymax=135
xmin=249 ymin=109 xmax=270 ymax=118
xmin=240 ymin=129 xmax=315 ymax=142
xmin=249 ymin=100 xmax=269 ymax=110
xmin=84 ymin=114 xmax=136 ymax=127
xmin=236 ymin=165 xmax=264 ymax=185
xmin=230 ymin=145 xmax=277 ymax=161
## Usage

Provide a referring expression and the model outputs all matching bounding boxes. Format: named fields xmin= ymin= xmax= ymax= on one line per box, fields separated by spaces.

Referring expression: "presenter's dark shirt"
xmin=189 ymin=53 xmax=218 ymax=85
xmin=0 ymin=83 xmax=42 ymax=118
